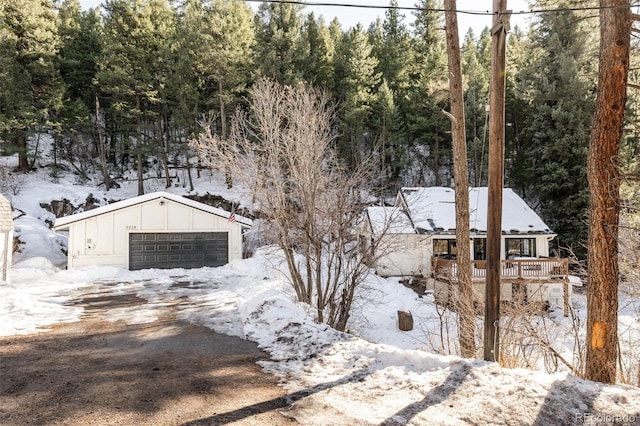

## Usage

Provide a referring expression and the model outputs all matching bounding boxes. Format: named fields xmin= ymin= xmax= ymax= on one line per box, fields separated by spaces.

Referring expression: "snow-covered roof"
xmin=53 ymin=191 xmax=252 ymax=229
xmin=399 ymin=187 xmax=453 ymax=233
xmin=0 ymin=194 xmax=12 ymax=231
xmin=398 ymin=187 xmax=552 ymax=235
xmin=366 ymin=207 xmax=414 ymax=236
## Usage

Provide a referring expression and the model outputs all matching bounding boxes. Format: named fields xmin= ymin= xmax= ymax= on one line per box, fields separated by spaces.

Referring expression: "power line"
xmin=244 ymin=0 xmax=639 ymax=18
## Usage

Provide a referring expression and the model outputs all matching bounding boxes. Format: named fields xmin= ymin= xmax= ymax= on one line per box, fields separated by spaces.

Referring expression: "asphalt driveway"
xmin=0 ymin=282 xmax=295 ymax=425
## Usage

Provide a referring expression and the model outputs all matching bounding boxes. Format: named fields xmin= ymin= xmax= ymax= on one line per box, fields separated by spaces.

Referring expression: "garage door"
xmin=129 ymin=232 xmax=228 ymax=270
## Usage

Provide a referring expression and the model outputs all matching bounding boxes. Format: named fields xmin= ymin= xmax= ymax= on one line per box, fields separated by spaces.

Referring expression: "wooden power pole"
xmin=484 ymin=0 xmax=510 ymax=362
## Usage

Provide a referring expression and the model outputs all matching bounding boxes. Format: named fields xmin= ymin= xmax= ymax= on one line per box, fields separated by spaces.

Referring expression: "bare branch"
xmin=190 ymin=78 xmax=383 ymax=331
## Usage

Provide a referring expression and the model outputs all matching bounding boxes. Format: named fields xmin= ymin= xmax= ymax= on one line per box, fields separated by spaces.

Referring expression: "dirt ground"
xmin=0 ymin=292 xmax=297 ymax=425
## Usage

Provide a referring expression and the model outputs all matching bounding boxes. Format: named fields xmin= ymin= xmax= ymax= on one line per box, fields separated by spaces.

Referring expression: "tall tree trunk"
xmin=95 ymin=98 xmax=112 ymax=190
xmin=433 ymin=134 xmax=440 ymax=186
xmin=381 ymin=116 xmax=386 ymax=195
xmin=136 ymin=94 xmax=144 ymax=196
xmin=585 ymin=0 xmax=631 ymax=384
xmin=53 ymin=134 xmax=58 ymax=167
xmin=159 ymin=114 xmax=172 ymax=189
xmin=445 ymin=0 xmax=475 ymax=359
xmin=219 ymin=80 xmax=233 ymax=189
xmin=185 ymin=141 xmax=195 ymax=192
xmin=15 ymin=131 xmax=29 ymax=171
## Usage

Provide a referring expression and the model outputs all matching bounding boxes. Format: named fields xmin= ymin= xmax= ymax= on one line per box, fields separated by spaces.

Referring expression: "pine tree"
xmin=254 ymin=1 xmax=304 ymax=85
xmin=145 ymin=0 xmax=178 ymax=189
xmin=56 ymin=1 xmax=104 ymax=172
xmin=0 ymin=0 xmax=63 ymax=169
xmin=169 ymin=0 xmax=254 ymax=188
xmin=375 ymin=0 xmax=411 ymax=96
xmin=504 ymin=26 xmax=532 ymax=194
xmin=204 ymin=0 xmax=254 ymax=139
xmin=362 ymin=0 xmax=414 ymax=191
xmin=404 ymin=0 xmax=450 ymax=186
xmin=371 ymin=79 xmax=400 ymax=193
xmin=299 ymin=12 xmax=334 ymax=89
xmin=168 ymin=0 xmax=208 ymax=191
xmin=58 ymin=0 xmax=102 ymax=112
xmin=98 ymin=0 xmax=176 ymax=194
xmin=411 ymin=0 xmax=446 ymax=81
xmin=515 ymin=1 xmax=597 ymax=257
xmin=333 ymin=24 xmax=381 ymax=166
xmin=461 ymin=29 xmax=490 ymax=186
xmin=172 ymin=0 xmax=208 ymax=121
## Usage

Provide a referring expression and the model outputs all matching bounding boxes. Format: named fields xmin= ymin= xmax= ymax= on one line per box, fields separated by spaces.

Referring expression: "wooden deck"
xmin=432 ymin=257 xmax=571 ymax=315
xmin=432 ymin=257 xmax=569 ymax=283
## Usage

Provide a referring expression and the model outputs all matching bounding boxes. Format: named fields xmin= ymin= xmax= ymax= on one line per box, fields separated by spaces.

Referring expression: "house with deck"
xmin=363 ymin=187 xmax=570 ymax=313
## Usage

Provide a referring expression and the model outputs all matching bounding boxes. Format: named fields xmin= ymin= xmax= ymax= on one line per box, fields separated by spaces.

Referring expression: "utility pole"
xmin=484 ymin=0 xmax=510 ymax=362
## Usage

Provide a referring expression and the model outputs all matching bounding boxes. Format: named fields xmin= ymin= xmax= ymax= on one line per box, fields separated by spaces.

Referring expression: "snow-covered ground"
xmin=2 ymin=151 xmax=640 ymax=425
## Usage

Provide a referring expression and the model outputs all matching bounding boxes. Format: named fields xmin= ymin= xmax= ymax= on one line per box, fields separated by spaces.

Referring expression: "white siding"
xmin=141 ymin=202 xmax=165 ymax=229
xmin=0 ymin=230 xmax=12 ymax=282
xmin=85 ymin=215 xmax=113 ymax=255
xmin=375 ymin=234 xmax=430 ymax=277
xmin=536 ymin=236 xmax=550 ymax=257
xmin=167 ymin=202 xmax=191 ymax=229
xmin=193 ymin=209 xmax=216 ymax=230
xmin=114 ymin=208 xmax=139 ymax=254
xmin=0 ymin=194 xmax=13 ymax=282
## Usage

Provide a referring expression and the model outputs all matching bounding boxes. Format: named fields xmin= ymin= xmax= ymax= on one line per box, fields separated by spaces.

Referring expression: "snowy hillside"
xmin=2 ymin=152 xmax=640 ymax=425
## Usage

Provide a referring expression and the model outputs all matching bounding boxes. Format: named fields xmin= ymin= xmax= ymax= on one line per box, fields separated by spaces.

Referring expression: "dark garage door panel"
xmin=129 ymin=232 xmax=228 ymax=270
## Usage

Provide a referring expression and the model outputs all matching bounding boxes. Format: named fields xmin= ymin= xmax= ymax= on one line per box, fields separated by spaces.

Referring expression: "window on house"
xmin=433 ymin=239 xmax=457 ymax=259
xmin=473 ymin=238 xmax=486 ymax=260
xmin=505 ymin=238 xmax=536 ymax=258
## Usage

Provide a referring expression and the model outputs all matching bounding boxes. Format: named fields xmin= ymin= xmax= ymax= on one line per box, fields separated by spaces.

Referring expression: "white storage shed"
xmin=53 ymin=192 xmax=251 ymax=270
xmin=0 ymin=193 xmax=13 ymax=282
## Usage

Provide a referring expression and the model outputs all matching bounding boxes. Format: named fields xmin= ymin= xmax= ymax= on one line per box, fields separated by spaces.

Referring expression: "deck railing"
xmin=432 ymin=256 xmax=571 ymax=316
xmin=432 ymin=257 xmax=569 ymax=283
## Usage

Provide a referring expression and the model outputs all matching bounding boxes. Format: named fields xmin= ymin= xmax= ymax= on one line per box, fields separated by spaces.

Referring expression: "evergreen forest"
xmin=1 ymin=0 xmax=639 ymax=259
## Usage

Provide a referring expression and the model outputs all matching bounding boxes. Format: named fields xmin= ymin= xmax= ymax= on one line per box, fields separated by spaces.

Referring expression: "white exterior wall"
xmin=0 ymin=229 xmax=13 ymax=282
xmin=66 ymin=198 xmax=244 ymax=269
xmin=375 ymin=234 xmax=430 ymax=277
xmin=0 ymin=194 xmax=13 ymax=283
xmin=537 ymin=236 xmax=551 ymax=257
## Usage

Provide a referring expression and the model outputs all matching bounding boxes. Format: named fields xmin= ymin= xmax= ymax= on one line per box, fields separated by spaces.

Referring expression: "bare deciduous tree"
xmin=0 ymin=166 xmax=24 ymax=196
xmin=190 ymin=78 xmax=379 ymax=331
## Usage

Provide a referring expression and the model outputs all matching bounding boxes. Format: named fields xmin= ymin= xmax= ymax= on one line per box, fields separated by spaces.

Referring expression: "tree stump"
xmin=397 ymin=310 xmax=413 ymax=331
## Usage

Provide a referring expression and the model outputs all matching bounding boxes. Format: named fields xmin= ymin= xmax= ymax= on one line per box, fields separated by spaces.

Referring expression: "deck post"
xmin=563 ymin=280 xmax=569 ymax=317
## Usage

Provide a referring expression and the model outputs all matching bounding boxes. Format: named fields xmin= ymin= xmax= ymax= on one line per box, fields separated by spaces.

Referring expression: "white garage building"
xmin=54 ymin=192 xmax=251 ymax=270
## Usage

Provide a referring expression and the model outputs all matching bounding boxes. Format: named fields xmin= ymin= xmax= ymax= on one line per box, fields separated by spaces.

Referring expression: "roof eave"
xmin=53 ymin=192 xmax=252 ymax=228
